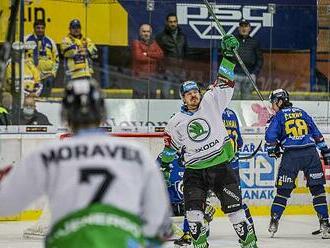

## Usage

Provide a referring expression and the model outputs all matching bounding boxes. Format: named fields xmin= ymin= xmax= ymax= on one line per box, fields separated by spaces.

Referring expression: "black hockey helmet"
xmin=61 ymin=78 xmax=105 ymax=131
xmin=269 ymin=88 xmax=290 ymax=104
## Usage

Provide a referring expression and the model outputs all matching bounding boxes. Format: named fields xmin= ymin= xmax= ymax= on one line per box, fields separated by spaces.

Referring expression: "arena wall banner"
xmin=0 ymin=0 xmax=128 ymax=45
xmin=0 ymin=0 xmax=317 ymax=49
xmin=120 ymin=0 xmax=317 ymax=49
xmin=0 ymin=130 xmax=329 ymax=220
xmin=35 ymin=99 xmax=330 ymax=131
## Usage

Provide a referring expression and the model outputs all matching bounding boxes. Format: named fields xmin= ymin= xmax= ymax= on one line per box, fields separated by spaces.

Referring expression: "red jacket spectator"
xmin=132 ymin=24 xmax=164 ymax=77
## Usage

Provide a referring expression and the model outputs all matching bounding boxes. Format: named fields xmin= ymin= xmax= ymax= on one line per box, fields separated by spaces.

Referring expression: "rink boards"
xmin=0 ymin=129 xmax=329 ymax=220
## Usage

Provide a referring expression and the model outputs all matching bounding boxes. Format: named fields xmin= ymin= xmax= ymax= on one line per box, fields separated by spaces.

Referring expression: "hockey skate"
xmin=320 ymin=219 xmax=330 ymax=239
xmin=268 ymin=215 xmax=279 ymax=238
xmin=174 ymin=232 xmax=192 ymax=247
xmin=239 ymin=231 xmax=258 ymax=248
xmin=234 ymin=222 xmax=258 ymax=248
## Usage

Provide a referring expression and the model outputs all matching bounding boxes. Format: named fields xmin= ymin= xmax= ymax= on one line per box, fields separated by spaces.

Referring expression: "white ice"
xmin=0 ymin=216 xmax=329 ymax=247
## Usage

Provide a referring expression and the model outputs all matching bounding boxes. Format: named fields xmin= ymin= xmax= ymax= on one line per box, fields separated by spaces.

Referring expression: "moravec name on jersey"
xmin=41 ymin=144 xmax=143 ymax=167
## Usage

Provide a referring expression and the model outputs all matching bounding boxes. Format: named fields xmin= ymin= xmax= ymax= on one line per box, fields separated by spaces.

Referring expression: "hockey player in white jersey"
xmin=0 ymin=78 xmax=172 ymax=247
xmin=164 ymin=35 xmax=258 ymax=248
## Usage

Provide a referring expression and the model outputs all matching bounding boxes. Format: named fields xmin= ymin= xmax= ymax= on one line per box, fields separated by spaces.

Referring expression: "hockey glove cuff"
xmin=316 ymin=141 xmax=327 ymax=151
xmin=321 ymin=147 xmax=330 ymax=165
xmin=267 ymin=145 xmax=281 ymax=158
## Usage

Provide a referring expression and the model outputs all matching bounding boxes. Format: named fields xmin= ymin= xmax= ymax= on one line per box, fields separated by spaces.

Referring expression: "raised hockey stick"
xmin=238 ymin=141 xmax=262 ymax=160
xmin=202 ymin=0 xmax=265 ymax=102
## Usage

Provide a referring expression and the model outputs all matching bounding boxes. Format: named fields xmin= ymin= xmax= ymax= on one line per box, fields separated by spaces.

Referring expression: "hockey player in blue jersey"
xmin=157 ymin=148 xmax=185 ymax=216
xmin=222 ymin=108 xmax=255 ymax=229
xmin=157 ymin=148 xmax=190 ymax=246
xmin=157 ymin=147 xmax=215 ymax=247
xmin=265 ymin=88 xmax=330 ymax=239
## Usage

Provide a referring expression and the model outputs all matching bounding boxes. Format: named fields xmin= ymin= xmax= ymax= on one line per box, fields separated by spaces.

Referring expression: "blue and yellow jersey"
xmin=265 ymin=106 xmax=324 ymax=150
xmin=4 ymin=59 xmax=42 ymax=96
xmin=157 ymin=152 xmax=184 ymax=204
xmin=24 ymin=34 xmax=59 ymax=78
xmin=61 ymin=34 xmax=98 ymax=80
xmin=222 ymin=108 xmax=243 ymax=153
xmin=222 ymin=108 xmax=243 ymax=171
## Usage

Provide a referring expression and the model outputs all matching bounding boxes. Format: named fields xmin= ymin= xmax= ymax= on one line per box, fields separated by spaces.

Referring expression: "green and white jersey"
xmin=165 ymin=85 xmax=235 ymax=169
xmin=0 ymin=133 xmax=171 ymax=247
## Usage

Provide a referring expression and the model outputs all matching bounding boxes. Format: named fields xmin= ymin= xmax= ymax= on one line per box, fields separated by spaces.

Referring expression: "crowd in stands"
xmin=131 ymin=14 xmax=262 ymax=99
xmin=0 ymin=13 xmax=263 ymax=125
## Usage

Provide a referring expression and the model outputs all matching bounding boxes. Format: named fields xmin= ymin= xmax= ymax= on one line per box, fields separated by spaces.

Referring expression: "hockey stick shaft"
xmin=202 ymin=0 xmax=265 ymax=102
xmin=238 ymin=140 xmax=262 ymax=160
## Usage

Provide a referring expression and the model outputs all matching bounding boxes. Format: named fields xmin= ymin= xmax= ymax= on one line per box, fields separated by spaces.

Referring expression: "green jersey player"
xmin=164 ymin=35 xmax=258 ymax=248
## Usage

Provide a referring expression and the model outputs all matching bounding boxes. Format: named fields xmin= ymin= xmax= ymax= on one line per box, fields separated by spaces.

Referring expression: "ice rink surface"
xmin=0 ymin=215 xmax=329 ymax=248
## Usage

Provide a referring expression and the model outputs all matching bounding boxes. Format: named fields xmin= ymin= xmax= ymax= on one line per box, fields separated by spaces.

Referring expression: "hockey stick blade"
xmin=312 ymin=229 xmax=321 ymax=235
xmin=238 ymin=141 xmax=262 ymax=160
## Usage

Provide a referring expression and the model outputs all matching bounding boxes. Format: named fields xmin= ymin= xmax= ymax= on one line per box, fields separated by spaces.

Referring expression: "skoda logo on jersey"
xmin=187 ymin=118 xmax=210 ymax=142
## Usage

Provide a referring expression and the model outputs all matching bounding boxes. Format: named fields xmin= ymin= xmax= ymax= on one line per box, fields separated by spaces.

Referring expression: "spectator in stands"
xmin=156 ymin=13 xmax=188 ymax=59
xmin=25 ymin=19 xmax=59 ymax=97
xmin=131 ymin=24 xmax=164 ymax=98
xmin=3 ymin=47 xmax=42 ymax=97
xmin=0 ymin=93 xmax=13 ymax=125
xmin=156 ymin=13 xmax=188 ymax=98
xmin=231 ymin=19 xmax=263 ymax=99
xmin=61 ymin=19 xmax=98 ymax=81
xmin=14 ymin=95 xmax=51 ymax=125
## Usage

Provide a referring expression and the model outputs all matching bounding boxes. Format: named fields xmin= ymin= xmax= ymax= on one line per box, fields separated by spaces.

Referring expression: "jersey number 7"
xmin=80 ymin=168 xmax=115 ymax=204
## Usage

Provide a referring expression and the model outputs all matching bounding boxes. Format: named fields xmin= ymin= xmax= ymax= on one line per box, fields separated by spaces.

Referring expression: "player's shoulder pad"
xmin=167 ymin=112 xmax=182 ymax=127
xmin=223 ymin=107 xmax=236 ymax=116
xmin=291 ymin=106 xmax=305 ymax=114
xmin=266 ymin=114 xmax=275 ymax=125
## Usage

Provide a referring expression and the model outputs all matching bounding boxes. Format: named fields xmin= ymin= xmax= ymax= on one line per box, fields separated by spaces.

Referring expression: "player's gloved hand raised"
xmin=221 ymin=34 xmax=239 ymax=57
xmin=267 ymin=145 xmax=281 ymax=158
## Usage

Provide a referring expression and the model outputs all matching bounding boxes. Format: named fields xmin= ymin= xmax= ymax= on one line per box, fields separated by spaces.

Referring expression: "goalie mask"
xmin=61 ymin=78 xmax=105 ymax=130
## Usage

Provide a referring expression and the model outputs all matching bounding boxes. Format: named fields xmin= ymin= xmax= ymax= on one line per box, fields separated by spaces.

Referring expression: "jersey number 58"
xmin=285 ymin=119 xmax=308 ymax=138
